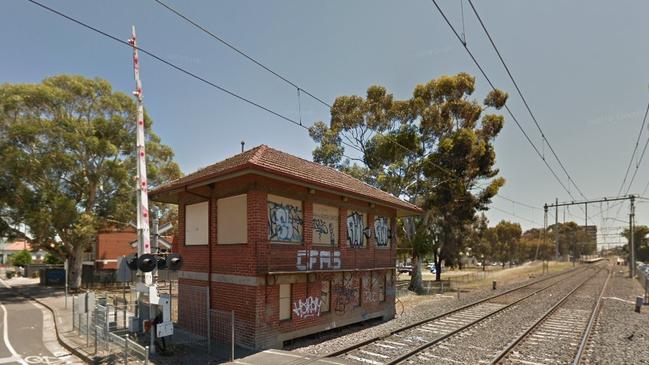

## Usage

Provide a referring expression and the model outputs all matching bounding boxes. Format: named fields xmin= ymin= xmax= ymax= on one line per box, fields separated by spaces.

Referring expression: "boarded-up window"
xmin=374 ymin=216 xmax=391 ymax=247
xmin=217 ymin=194 xmax=247 ymax=244
xmin=346 ymin=211 xmax=367 ymax=247
xmin=378 ymin=273 xmax=386 ymax=302
xmin=279 ymin=284 xmax=291 ymax=320
xmin=321 ymin=281 xmax=330 ymax=313
xmin=268 ymin=195 xmax=303 ymax=243
xmin=185 ymin=201 xmax=208 ymax=245
xmin=313 ymin=204 xmax=338 ymax=246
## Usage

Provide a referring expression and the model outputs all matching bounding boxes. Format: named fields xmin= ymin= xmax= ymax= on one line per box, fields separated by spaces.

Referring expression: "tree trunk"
xmin=408 ymin=254 xmax=424 ymax=294
xmin=68 ymin=244 xmax=85 ymax=289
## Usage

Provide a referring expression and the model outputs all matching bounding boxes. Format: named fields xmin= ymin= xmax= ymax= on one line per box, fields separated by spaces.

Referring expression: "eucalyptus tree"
xmin=0 ymin=75 xmax=181 ymax=288
xmin=311 ymin=73 xmax=507 ymax=290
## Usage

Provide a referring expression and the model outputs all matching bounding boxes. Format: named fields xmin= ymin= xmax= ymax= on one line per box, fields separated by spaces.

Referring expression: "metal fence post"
xmin=72 ymin=295 xmax=76 ymax=329
xmin=145 ymin=345 xmax=149 ymax=365
xmin=207 ymin=286 xmax=211 ymax=354
xmin=231 ymin=310 xmax=235 ymax=361
xmin=124 ymin=335 xmax=129 ymax=365
xmin=86 ymin=310 xmax=90 ymax=347
xmin=94 ymin=306 xmax=98 ymax=354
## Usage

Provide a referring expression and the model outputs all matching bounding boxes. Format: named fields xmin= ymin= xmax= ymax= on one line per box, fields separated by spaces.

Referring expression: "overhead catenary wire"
xmin=467 ymin=0 xmax=587 ymax=201
xmin=430 ymin=0 xmax=583 ymax=208
xmin=616 ymin=101 xmax=649 ymax=197
xmin=27 ymin=0 xmax=565 ymax=227
xmin=151 ymin=0 xmax=577 ymax=218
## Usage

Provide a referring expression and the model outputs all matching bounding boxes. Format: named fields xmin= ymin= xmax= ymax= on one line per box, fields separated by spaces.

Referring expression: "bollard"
xmin=492 ymin=281 xmax=497 ymax=290
xmin=636 ymin=296 xmax=643 ymax=313
xmin=457 ymin=286 xmax=460 ymax=300
xmin=145 ymin=345 xmax=149 ymax=365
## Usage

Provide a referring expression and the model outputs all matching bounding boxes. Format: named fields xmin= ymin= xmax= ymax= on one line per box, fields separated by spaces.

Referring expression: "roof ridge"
xmin=249 ymin=144 xmax=268 ymax=165
xmin=260 ymin=146 xmax=413 ymax=207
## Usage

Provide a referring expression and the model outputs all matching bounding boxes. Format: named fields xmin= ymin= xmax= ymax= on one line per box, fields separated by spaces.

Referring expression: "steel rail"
xmin=325 ymin=265 xmax=585 ymax=358
xmin=384 ymin=266 xmax=599 ymax=365
xmin=572 ymin=264 xmax=612 ymax=364
xmin=489 ymin=265 xmax=609 ymax=364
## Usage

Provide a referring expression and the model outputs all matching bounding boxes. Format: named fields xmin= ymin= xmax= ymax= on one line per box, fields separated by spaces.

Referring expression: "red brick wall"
xmin=172 ymin=173 xmax=400 ymax=349
xmin=95 ymin=232 xmax=136 ymax=270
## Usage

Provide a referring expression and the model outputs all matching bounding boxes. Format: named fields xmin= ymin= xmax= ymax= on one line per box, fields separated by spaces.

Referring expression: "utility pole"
xmin=630 ymin=196 xmax=636 ymax=278
xmin=555 ymin=198 xmax=559 ymax=260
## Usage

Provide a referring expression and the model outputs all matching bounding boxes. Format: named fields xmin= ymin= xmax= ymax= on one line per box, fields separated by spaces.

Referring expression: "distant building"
xmin=149 ymin=145 xmax=421 ymax=350
xmin=0 ymin=240 xmax=46 ymax=264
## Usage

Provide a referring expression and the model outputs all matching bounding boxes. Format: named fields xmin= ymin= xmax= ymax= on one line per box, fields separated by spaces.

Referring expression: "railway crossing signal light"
xmin=126 ymin=253 xmax=139 ymax=271
xmin=137 ymin=254 xmax=157 ymax=273
xmin=126 ymin=253 xmax=182 ymax=272
xmin=167 ymin=253 xmax=183 ymax=271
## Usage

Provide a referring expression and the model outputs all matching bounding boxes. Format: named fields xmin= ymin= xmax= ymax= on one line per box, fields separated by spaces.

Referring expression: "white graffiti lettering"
xmin=297 ymin=250 xmax=341 ymax=271
xmin=374 ymin=217 xmax=391 ymax=247
xmin=347 ymin=212 xmax=365 ymax=247
xmin=292 ymin=296 xmax=322 ymax=318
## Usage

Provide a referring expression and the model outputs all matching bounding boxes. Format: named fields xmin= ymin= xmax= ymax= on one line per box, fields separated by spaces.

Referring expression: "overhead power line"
xmin=148 ymin=0 xmax=500 ymax=185
xmin=490 ymin=206 xmax=540 ymax=225
xmin=494 ymin=194 xmax=543 ymax=211
xmin=429 ymin=0 xmax=583 ymax=208
xmin=23 ymin=0 xmax=367 ymax=158
xmin=466 ymin=0 xmax=587 ymax=201
xmin=151 ymin=0 xmax=331 ymax=110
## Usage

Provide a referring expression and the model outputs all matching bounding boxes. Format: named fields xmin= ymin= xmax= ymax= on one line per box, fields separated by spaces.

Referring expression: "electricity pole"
xmin=630 ymin=196 xmax=636 ymax=278
xmin=555 ymin=198 xmax=559 ymax=259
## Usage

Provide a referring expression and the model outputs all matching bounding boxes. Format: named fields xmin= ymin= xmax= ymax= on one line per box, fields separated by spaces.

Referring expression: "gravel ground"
xmin=405 ymin=265 xmax=604 ymax=364
xmin=584 ymin=266 xmax=649 ymax=364
xmin=289 ymin=265 xmax=582 ymax=356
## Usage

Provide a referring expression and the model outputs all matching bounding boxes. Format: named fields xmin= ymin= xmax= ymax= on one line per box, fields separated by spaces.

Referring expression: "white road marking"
xmin=1 ymin=303 xmax=27 ymax=365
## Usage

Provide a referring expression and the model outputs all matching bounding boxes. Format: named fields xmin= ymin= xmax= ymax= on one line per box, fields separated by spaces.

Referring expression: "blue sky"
xmin=3 ymin=0 xmax=649 ymax=245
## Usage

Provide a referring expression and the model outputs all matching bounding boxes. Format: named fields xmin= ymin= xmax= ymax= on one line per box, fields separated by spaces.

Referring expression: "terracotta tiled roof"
xmin=150 ymin=145 xmax=421 ymax=213
xmin=1 ymin=240 xmax=31 ymax=251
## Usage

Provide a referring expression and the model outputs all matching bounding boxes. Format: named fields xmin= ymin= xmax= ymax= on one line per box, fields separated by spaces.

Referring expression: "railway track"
xmin=491 ymin=263 xmax=611 ymax=365
xmin=327 ymin=264 xmax=597 ymax=365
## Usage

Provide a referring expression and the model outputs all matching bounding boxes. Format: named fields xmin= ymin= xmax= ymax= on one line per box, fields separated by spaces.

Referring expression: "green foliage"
xmin=621 ymin=225 xmax=649 ymax=262
xmin=10 ymin=249 xmax=32 ymax=267
xmin=311 ymin=73 xmax=508 ymax=286
xmin=0 ymin=75 xmax=182 ymax=287
xmin=43 ymin=252 xmax=63 ymax=265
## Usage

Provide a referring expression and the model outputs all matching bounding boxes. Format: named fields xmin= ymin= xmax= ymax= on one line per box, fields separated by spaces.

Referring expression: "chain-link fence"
xmin=72 ymin=293 xmax=149 ymax=364
xmin=636 ymin=263 xmax=649 ymax=304
xmin=177 ymin=284 xmax=236 ymax=360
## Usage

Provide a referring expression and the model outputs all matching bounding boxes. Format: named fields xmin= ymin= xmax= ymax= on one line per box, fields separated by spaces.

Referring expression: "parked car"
xmin=397 ymin=265 xmax=413 ymax=274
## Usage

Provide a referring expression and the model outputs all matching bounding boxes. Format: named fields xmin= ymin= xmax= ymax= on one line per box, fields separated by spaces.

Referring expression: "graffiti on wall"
xmin=347 ymin=212 xmax=370 ymax=247
xmin=313 ymin=218 xmax=336 ymax=245
xmin=296 ymin=250 xmax=341 ymax=271
xmin=292 ymin=296 xmax=323 ymax=319
xmin=333 ymin=274 xmax=358 ymax=315
xmin=374 ymin=217 xmax=391 ymax=247
xmin=268 ymin=201 xmax=303 ymax=242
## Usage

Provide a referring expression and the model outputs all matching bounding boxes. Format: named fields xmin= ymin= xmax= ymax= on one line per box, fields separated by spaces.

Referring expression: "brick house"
xmin=149 ymin=145 xmax=421 ymax=349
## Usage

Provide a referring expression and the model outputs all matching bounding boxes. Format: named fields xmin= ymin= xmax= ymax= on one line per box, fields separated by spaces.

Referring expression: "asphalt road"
xmin=0 ymin=284 xmax=82 ymax=365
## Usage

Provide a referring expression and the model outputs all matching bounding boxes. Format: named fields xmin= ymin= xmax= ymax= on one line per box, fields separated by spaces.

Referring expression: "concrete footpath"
xmin=1 ymin=277 xmax=242 ymax=364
